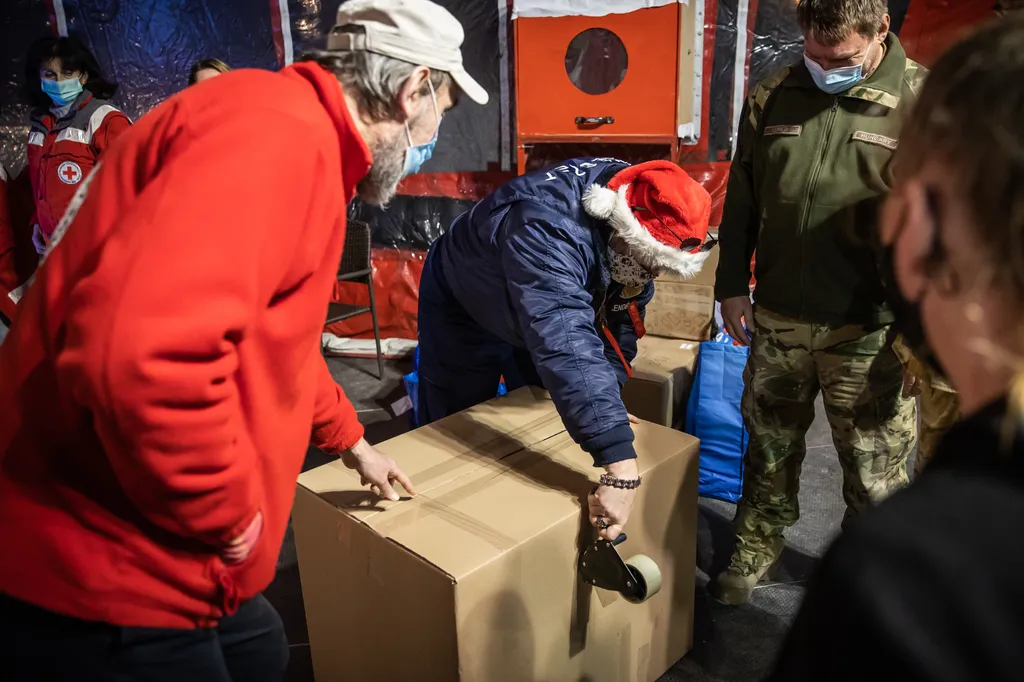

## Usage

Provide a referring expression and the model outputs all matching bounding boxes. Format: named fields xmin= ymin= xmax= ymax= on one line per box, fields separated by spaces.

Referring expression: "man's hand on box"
xmin=589 ymin=459 xmax=639 ymax=541
xmin=341 ymin=438 xmax=418 ymax=501
xmin=627 ymin=413 xmax=640 ymax=424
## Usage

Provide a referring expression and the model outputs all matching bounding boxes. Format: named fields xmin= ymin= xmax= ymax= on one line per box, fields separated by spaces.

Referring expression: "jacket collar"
xmin=281 ymin=62 xmax=372 ymax=202
xmin=29 ymin=91 xmax=94 ymax=135
xmin=784 ymin=33 xmax=908 ymax=109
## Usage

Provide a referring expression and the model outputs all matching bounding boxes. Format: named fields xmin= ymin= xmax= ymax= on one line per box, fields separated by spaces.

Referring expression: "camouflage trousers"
xmin=891 ymin=335 xmax=960 ymax=476
xmin=915 ymin=382 xmax=959 ymax=476
xmin=730 ymin=308 xmax=917 ymax=571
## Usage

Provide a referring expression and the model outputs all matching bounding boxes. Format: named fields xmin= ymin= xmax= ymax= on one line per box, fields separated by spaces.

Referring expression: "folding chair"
xmin=324 ymin=220 xmax=383 ymax=379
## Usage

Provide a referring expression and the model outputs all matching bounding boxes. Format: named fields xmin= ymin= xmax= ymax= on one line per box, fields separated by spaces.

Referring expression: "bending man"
xmin=418 ymin=158 xmax=713 ymax=540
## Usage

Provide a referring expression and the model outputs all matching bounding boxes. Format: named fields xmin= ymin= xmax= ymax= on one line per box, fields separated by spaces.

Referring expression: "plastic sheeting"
xmin=355 ymin=171 xmax=513 ymax=250
xmin=0 ymin=0 xmax=279 ymax=175
xmin=900 ymin=0 xmax=999 ymax=66
xmin=327 ymin=248 xmax=426 ymax=341
xmin=60 ymin=0 xmax=279 ymax=118
xmin=396 ymin=171 xmax=513 ymax=201
xmin=0 ymin=0 xmax=50 ymax=176
xmin=349 ymin=196 xmax=473 ymax=252
xmin=512 ymin=0 xmax=680 ymax=20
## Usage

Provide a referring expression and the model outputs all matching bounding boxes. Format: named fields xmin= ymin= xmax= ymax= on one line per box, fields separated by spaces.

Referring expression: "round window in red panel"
xmin=564 ymin=28 xmax=629 ymax=95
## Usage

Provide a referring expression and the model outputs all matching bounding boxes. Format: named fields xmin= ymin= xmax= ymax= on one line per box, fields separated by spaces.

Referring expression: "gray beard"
xmin=357 ymin=132 xmax=406 ymax=207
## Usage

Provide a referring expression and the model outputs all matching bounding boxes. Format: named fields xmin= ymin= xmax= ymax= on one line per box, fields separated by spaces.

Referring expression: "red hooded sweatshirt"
xmin=0 ymin=164 xmax=19 ymax=320
xmin=0 ymin=63 xmax=370 ymax=628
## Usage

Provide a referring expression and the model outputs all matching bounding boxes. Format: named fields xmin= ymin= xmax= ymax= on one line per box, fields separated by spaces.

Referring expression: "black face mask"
xmin=878 ymin=194 xmax=951 ymax=379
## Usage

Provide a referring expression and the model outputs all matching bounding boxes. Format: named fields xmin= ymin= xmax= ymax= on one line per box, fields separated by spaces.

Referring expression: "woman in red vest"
xmin=25 ymin=36 xmax=131 ymax=255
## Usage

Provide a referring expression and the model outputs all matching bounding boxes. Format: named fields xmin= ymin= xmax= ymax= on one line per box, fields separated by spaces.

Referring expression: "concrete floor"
xmin=272 ymin=354 xmax=880 ymax=682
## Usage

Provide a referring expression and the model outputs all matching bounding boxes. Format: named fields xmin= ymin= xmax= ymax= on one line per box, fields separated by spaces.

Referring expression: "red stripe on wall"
xmin=396 ymin=171 xmax=516 ymax=201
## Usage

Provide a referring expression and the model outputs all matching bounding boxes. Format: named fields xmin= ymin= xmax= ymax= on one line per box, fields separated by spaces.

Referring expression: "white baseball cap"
xmin=326 ymin=0 xmax=489 ymax=105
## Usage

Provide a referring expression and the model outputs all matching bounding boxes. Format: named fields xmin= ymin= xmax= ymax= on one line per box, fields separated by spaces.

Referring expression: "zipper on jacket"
xmin=797 ymin=97 xmax=839 ymax=319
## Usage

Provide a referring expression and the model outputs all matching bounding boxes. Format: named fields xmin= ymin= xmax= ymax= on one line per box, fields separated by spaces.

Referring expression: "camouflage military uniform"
xmin=892 ymin=335 xmax=960 ymax=475
xmin=731 ymin=308 xmax=916 ymax=573
xmin=711 ymin=34 xmax=927 ymax=604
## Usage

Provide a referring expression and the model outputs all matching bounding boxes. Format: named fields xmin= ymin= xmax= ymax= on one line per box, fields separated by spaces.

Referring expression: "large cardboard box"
xmin=622 ymin=336 xmax=700 ymax=428
xmin=294 ymin=388 xmax=700 ymax=682
xmin=644 ymin=281 xmax=715 ymax=341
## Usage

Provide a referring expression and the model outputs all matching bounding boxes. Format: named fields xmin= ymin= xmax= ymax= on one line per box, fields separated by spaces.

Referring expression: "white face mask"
xmin=607 ymin=246 xmax=653 ymax=288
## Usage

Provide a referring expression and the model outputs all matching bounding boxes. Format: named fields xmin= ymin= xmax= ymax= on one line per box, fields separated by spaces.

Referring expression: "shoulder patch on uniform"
xmin=846 ymin=85 xmax=901 ymax=109
xmin=746 ymin=66 xmax=793 ymax=130
xmin=852 ymin=131 xmax=898 ymax=150
xmin=903 ymin=59 xmax=929 ymax=98
xmin=750 ymin=66 xmax=792 ymax=111
xmin=764 ymin=125 xmax=802 ymax=137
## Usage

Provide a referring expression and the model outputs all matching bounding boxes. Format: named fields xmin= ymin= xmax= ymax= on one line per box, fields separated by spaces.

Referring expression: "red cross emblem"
xmin=57 ymin=161 xmax=83 ymax=185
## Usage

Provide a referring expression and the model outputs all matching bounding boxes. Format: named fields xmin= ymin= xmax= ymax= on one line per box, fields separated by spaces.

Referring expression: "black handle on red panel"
xmin=575 ymin=116 xmax=615 ymax=126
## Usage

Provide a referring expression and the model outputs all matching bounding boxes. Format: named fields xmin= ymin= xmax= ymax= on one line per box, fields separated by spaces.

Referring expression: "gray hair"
xmin=301 ymin=29 xmax=456 ymax=121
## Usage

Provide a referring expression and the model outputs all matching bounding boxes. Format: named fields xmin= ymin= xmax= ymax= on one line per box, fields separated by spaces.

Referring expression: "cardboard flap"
xmin=366 ymin=433 xmax=587 ymax=580
xmin=363 ymin=424 xmax=699 ymax=580
xmin=297 ymin=387 xmax=567 ymax=522
xmin=645 ymin=282 xmax=715 ymax=341
xmin=629 ymin=337 xmax=700 ymax=381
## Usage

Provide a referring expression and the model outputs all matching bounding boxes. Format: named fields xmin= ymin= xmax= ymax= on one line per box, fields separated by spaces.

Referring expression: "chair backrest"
xmin=339 ymin=219 xmax=372 ymax=277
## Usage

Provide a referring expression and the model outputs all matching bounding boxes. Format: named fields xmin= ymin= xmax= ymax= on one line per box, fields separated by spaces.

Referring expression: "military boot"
xmin=708 ymin=537 xmax=784 ymax=606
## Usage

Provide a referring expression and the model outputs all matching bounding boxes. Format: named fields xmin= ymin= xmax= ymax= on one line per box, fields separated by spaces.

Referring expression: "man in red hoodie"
xmin=0 ymin=1 xmax=488 ymax=680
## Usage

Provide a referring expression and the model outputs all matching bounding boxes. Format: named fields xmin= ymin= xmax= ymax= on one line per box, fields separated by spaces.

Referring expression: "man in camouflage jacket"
xmin=711 ymin=0 xmax=927 ymax=604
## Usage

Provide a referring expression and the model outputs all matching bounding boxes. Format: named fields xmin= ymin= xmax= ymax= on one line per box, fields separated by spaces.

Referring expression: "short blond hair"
xmin=188 ymin=58 xmax=231 ymax=85
xmin=796 ymin=0 xmax=888 ymax=45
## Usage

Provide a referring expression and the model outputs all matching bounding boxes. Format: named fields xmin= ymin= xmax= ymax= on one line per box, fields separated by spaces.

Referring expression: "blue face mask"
xmin=401 ymin=81 xmax=441 ymax=178
xmin=803 ymin=43 xmax=874 ymax=94
xmin=41 ymin=77 xmax=84 ymax=106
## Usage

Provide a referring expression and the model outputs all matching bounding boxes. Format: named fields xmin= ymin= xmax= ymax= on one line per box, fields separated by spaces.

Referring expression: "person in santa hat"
xmin=417 ymin=157 xmax=713 ymax=538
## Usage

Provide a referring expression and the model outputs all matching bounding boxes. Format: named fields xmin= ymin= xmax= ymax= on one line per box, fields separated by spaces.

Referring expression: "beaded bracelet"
xmin=599 ymin=473 xmax=642 ymax=490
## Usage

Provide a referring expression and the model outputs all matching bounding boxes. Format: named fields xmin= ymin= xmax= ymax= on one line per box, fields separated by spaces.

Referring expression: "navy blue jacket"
xmin=434 ymin=157 xmax=654 ymax=467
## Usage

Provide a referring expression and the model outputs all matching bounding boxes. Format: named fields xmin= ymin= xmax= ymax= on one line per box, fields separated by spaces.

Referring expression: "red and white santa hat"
xmin=583 ymin=160 xmax=713 ymax=279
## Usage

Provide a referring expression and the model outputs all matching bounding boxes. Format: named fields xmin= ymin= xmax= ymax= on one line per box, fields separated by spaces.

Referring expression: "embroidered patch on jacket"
xmin=852 ymin=131 xmax=898 ymax=150
xmin=764 ymin=125 xmax=802 ymax=137
xmin=57 ymin=161 xmax=83 ymax=185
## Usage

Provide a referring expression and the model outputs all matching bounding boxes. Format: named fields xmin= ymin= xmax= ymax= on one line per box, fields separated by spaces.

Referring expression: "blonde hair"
xmin=188 ymin=58 xmax=231 ymax=85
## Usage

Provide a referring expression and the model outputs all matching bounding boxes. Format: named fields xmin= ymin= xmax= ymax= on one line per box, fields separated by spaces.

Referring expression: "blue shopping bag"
xmin=685 ymin=332 xmax=750 ymax=503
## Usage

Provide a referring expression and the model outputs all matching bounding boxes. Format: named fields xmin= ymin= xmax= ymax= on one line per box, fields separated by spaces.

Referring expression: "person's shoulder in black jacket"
xmin=767 ymin=398 xmax=1024 ymax=682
